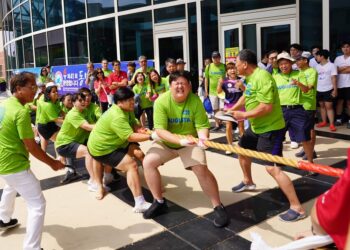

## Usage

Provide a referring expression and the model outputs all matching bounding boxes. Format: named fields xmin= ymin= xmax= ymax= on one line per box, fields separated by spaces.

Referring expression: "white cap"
xmin=277 ymin=52 xmax=295 ymax=62
xmin=46 ymin=82 xmax=55 ymax=88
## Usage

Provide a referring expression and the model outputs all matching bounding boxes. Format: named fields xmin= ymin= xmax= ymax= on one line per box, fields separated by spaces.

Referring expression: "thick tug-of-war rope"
xmin=174 ymin=134 xmax=344 ymax=178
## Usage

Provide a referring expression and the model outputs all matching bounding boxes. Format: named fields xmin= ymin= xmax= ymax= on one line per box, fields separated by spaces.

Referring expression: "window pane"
xmin=10 ymin=42 xmax=16 ymax=69
xmin=13 ymin=7 xmax=22 ymax=37
xmin=66 ymin=24 xmax=88 ymax=65
xmin=201 ymin=0 xmax=218 ymax=59
xmin=220 ymin=0 xmax=295 ymax=14
xmin=154 ymin=4 xmax=185 ymax=23
xmin=119 ymin=11 xmax=154 ymax=61
xmin=21 ymin=1 xmax=31 ymax=35
xmin=34 ymin=33 xmax=48 ymax=67
xmin=243 ymin=24 xmax=257 ymax=52
xmin=47 ymin=29 xmax=65 ymax=66
xmin=300 ymin=0 xmax=322 ymax=51
xmin=31 ymin=0 xmax=46 ymax=31
xmin=330 ymin=0 xmax=350 ymax=58
xmin=118 ymin=0 xmax=151 ymax=12
xmin=12 ymin=0 xmax=19 ymax=8
xmin=88 ymin=18 xmax=116 ymax=62
xmin=87 ymin=0 xmax=114 ymax=18
xmin=64 ymin=0 xmax=86 ymax=23
xmin=261 ymin=25 xmax=290 ymax=55
xmin=23 ymin=36 xmax=34 ymax=68
xmin=46 ymin=0 xmax=62 ymax=27
xmin=16 ymin=39 xmax=24 ymax=68
xmin=153 ymin=0 xmax=174 ymax=4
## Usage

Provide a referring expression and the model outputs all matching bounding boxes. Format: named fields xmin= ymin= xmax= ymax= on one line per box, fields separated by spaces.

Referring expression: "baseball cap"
xmin=211 ymin=51 xmax=221 ymax=58
xmin=46 ymin=82 xmax=55 ymax=88
xmin=176 ymin=58 xmax=186 ymax=64
xmin=296 ymin=51 xmax=312 ymax=60
xmin=277 ymin=52 xmax=295 ymax=62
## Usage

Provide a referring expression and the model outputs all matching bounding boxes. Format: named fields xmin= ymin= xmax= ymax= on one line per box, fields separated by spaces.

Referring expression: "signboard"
xmin=225 ymin=47 xmax=239 ymax=64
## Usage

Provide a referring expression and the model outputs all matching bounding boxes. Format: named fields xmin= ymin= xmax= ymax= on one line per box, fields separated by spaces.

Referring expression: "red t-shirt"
xmin=107 ymin=71 xmax=127 ymax=94
xmin=316 ymin=150 xmax=350 ymax=250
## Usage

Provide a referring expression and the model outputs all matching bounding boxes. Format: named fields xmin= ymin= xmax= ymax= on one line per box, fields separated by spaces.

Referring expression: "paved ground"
xmin=0 ymin=92 xmax=346 ymax=249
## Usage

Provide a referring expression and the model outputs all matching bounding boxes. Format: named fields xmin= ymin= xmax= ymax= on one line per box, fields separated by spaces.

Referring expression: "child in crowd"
xmin=60 ymin=93 xmax=73 ymax=117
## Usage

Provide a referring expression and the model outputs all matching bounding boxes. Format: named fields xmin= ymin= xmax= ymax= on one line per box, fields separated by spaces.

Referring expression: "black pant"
xmin=135 ymin=106 xmax=154 ymax=130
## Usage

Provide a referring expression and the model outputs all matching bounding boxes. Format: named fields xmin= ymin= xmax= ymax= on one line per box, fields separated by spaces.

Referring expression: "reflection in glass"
xmin=154 ymin=5 xmax=185 ymax=23
xmin=31 ymin=0 xmax=46 ymax=31
xmin=47 ymin=29 xmax=65 ymax=66
xmin=16 ymin=39 xmax=24 ymax=68
xmin=34 ymin=33 xmax=48 ymax=67
xmin=243 ymin=24 xmax=257 ymax=53
xmin=87 ymin=0 xmax=114 ymax=18
xmin=119 ymin=11 xmax=154 ymax=61
xmin=118 ymin=0 xmax=151 ymax=12
xmin=13 ymin=7 xmax=22 ymax=38
xmin=46 ymin=0 xmax=63 ymax=27
xmin=23 ymin=36 xmax=34 ymax=68
xmin=201 ymin=0 xmax=218 ymax=59
xmin=66 ymin=24 xmax=88 ymax=65
xmin=300 ymin=0 xmax=322 ymax=51
xmin=12 ymin=0 xmax=20 ymax=8
xmin=261 ymin=25 xmax=290 ymax=56
xmin=220 ymin=0 xmax=295 ymax=14
xmin=88 ymin=18 xmax=116 ymax=62
xmin=153 ymin=0 xmax=174 ymax=4
xmin=64 ymin=0 xmax=86 ymax=22
xmin=21 ymin=1 xmax=31 ymax=35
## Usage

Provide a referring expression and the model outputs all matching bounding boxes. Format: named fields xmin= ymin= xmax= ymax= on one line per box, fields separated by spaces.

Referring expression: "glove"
xmin=179 ymin=138 xmax=196 ymax=147
xmin=150 ymin=131 xmax=161 ymax=141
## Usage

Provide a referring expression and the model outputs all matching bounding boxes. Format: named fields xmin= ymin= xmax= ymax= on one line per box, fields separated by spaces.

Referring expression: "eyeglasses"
xmin=24 ymin=85 xmax=38 ymax=92
xmin=97 ymin=72 xmax=103 ymax=75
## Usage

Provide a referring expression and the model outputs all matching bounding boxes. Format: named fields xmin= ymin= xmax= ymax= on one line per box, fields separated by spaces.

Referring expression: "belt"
xmin=281 ymin=105 xmax=303 ymax=109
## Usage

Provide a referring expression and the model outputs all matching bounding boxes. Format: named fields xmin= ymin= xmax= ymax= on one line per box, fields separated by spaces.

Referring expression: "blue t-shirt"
xmin=221 ymin=78 xmax=243 ymax=104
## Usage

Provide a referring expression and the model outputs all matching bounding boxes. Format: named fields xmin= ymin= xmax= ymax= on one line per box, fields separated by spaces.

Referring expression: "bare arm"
xmin=338 ymin=66 xmax=350 ymax=74
xmin=217 ymin=78 xmax=224 ymax=94
xmin=80 ymin=122 xmax=94 ymax=131
xmin=23 ymin=139 xmax=65 ymax=171
xmin=127 ymin=132 xmax=151 ymax=142
xmin=204 ymin=78 xmax=209 ymax=97
xmin=155 ymin=128 xmax=184 ymax=145
xmin=53 ymin=117 xmax=64 ymax=124
xmin=232 ymin=102 xmax=272 ymax=121
xmin=291 ymin=79 xmax=310 ymax=93
xmin=331 ymin=75 xmax=338 ymax=97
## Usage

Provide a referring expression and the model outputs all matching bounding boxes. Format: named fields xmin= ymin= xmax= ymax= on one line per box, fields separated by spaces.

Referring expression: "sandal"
xmin=279 ymin=209 xmax=306 ymax=222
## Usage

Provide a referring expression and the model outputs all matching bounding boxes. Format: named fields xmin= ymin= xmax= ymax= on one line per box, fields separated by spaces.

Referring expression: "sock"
xmin=66 ymin=167 xmax=74 ymax=173
xmin=134 ymin=195 xmax=145 ymax=207
xmin=156 ymin=199 xmax=164 ymax=204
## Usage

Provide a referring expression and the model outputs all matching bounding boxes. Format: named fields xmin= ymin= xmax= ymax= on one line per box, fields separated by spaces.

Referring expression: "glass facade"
xmin=87 ymin=0 xmax=114 ymax=18
xmin=64 ymin=0 xmax=86 ymax=23
xmin=66 ymin=24 xmax=88 ymax=65
xmin=31 ymin=0 xmax=46 ymax=31
xmin=13 ymin=7 xmax=21 ymax=37
xmin=88 ymin=18 xmax=116 ymax=62
xmin=220 ymin=0 xmax=296 ymax=14
xmin=118 ymin=0 xmax=151 ymax=12
xmin=300 ymin=0 xmax=322 ymax=51
xmin=201 ymin=0 xmax=218 ymax=59
xmin=21 ymin=1 xmax=31 ymax=35
xmin=23 ymin=36 xmax=34 ymax=68
xmin=34 ymin=32 xmax=48 ymax=67
xmin=243 ymin=24 xmax=257 ymax=54
xmin=47 ymin=29 xmax=65 ymax=66
xmin=119 ymin=11 xmax=154 ymax=61
xmin=154 ymin=5 xmax=185 ymax=23
xmin=45 ymin=0 xmax=62 ymax=27
xmin=16 ymin=39 xmax=24 ymax=68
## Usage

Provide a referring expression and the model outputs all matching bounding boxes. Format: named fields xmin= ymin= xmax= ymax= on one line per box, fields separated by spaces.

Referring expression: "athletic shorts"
xmin=238 ymin=126 xmax=284 ymax=166
xmin=337 ymin=87 xmax=350 ymax=101
xmin=56 ymin=142 xmax=81 ymax=158
xmin=282 ymin=106 xmax=311 ymax=143
xmin=305 ymin=110 xmax=316 ymax=129
xmin=317 ymin=90 xmax=334 ymax=102
xmin=146 ymin=142 xmax=207 ymax=169
xmin=37 ymin=122 xmax=59 ymax=140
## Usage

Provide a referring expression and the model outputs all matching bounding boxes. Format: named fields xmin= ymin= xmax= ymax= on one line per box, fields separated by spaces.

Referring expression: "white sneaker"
xmin=88 ymin=183 xmax=111 ymax=192
xmin=290 ymin=141 xmax=299 ymax=149
xmin=132 ymin=201 xmax=152 ymax=213
xmin=225 ymin=150 xmax=232 ymax=155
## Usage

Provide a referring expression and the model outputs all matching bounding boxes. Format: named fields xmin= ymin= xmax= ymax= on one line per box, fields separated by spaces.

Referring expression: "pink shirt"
xmin=94 ymin=79 xmax=109 ymax=103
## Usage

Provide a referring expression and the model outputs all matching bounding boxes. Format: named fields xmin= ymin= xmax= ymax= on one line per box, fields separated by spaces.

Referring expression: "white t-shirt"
xmin=334 ymin=55 xmax=350 ymax=88
xmin=309 ymin=58 xmax=318 ymax=68
xmin=316 ymin=62 xmax=337 ymax=92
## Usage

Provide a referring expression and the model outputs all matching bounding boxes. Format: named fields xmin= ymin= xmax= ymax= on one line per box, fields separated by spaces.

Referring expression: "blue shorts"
xmin=282 ymin=106 xmax=311 ymax=143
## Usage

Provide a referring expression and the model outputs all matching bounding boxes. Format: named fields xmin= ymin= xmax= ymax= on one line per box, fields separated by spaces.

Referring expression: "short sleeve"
xmin=16 ymin=109 xmax=34 ymax=139
xmin=153 ymin=100 xmax=168 ymax=130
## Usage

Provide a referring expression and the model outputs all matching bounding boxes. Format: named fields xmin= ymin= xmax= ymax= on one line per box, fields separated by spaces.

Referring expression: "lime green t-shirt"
xmin=133 ymin=83 xmax=153 ymax=109
xmin=60 ymin=102 xmax=72 ymax=115
xmin=273 ymin=71 xmax=306 ymax=106
xmin=87 ymin=105 xmax=138 ymax=156
xmin=148 ymin=78 xmax=168 ymax=96
xmin=244 ymin=67 xmax=285 ymax=134
xmin=83 ymin=103 xmax=101 ymax=124
xmin=132 ymin=67 xmax=154 ymax=84
xmin=36 ymin=99 xmax=61 ymax=124
xmin=154 ymin=91 xmax=210 ymax=148
xmin=205 ymin=63 xmax=226 ymax=96
xmin=102 ymin=69 xmax=112 ymax=77
xmin=0 ymin=97 xmax=34 ymax=174
xmin=55 ymin=107 xmax=90 ymax=148
xmin=299 ymin=67 xmax=318 ymax=111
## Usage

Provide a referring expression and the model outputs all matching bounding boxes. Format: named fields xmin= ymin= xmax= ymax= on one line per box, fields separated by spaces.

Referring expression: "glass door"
xmin=257 ymin=20 xmax=296 ymax=60
xmin=221 ymin=24 xmax=242 ymax=63
xmin=154 ymin=31 xmax=189 ymax=73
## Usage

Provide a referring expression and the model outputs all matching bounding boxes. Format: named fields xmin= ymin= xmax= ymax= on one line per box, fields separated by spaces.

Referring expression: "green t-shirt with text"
xmin=0 ymin=97 xmax=34 ymax=174
xmin=299 ymin=67 xmax=318 ymax=111
xmin=55 ymin=107 xmax=90 ymax=148
xmin=154 ymin=91 xmax=210 ymax=148
xmin=273 ymin=70 xmax=306 ymax=106
xmin=132 ymin=67 xmax=154 ymax=84
xmin=205 ymin=63 xmax=226 ymax=96
xmin=87 ymin=105 xmax=138 ymax=156
xmin=244 ymin=67 xmax=285 ymax=134
xmin=133 ymin=83 xmax=153 ymax=109
xmin=148 ymin=78 xmax=168 ymax=95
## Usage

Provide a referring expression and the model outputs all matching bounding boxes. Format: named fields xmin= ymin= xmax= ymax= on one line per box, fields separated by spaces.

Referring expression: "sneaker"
xmin=329 ymin=124 xmax=337 ymax=132
xmin=143 ymin=199 xmax=168 ymax=219
xmin=213 ymin=204 xmax=229 ymax=228
xmin=225 ymin=150 xmax=232 ymax=155
xmin=302 ymin=151 xmax=318 ymax=161
xmin=232 ymin=181 xmax=256 ymax=193
xmin=316 ymin=121 xmax=327 ymax=128
xmin=0 ymin=219 xmax=18 ymax=230
xmin=133 ymin=201 xmax=152 ymax=213
xmin=295 ymin=149 xmax=305 ymax=158
xmin=60 ymin=170 xmax=79 ymax=184
xmin=279 ymin=209 xmax=307 ymax=222
xmin=335 ymin=119 xmax=342 ymax=126
xmin=290 ymin=141 xmax=299 ymax=149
